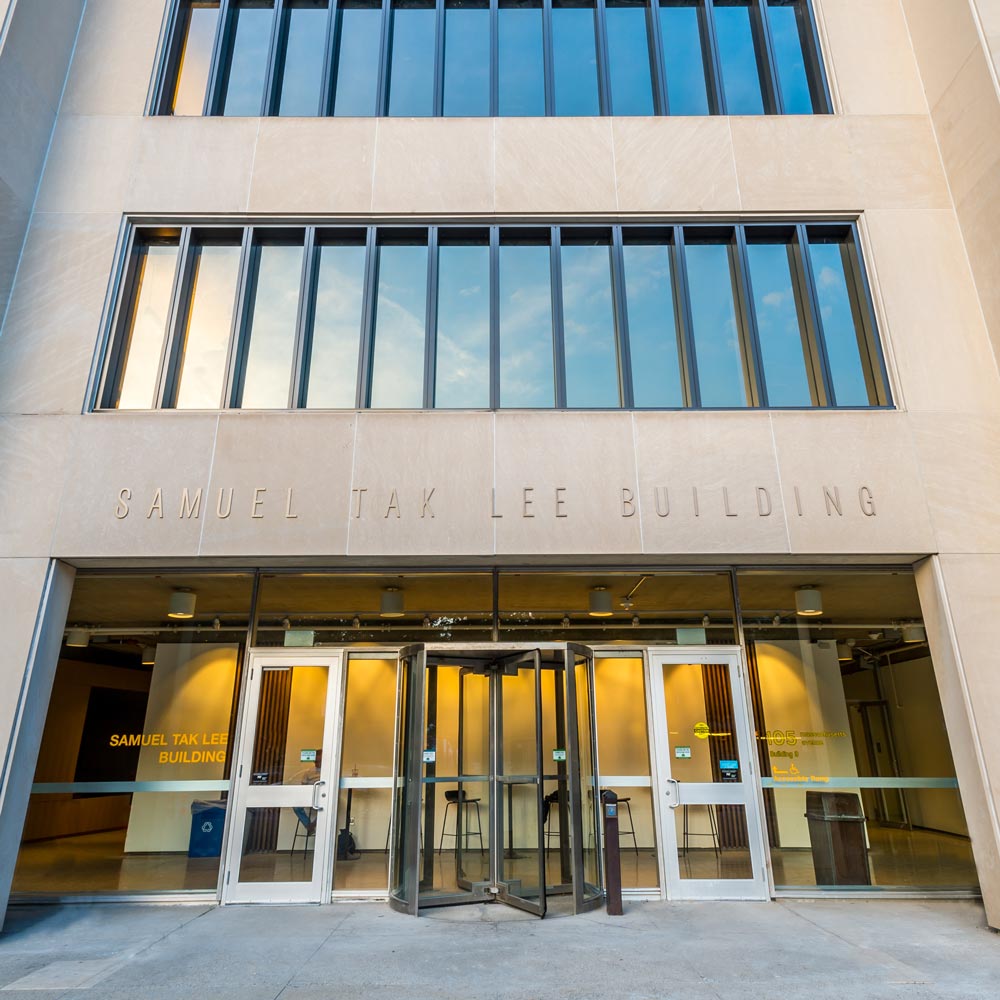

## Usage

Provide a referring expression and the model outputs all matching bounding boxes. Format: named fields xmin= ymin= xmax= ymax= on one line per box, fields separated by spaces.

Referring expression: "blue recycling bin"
xmin=189 ymin=800 xmax=227 ymax=857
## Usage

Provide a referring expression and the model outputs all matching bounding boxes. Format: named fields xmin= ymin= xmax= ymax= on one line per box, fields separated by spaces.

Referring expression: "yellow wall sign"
xmin=694 ymin=722 xmax=710 ymax=740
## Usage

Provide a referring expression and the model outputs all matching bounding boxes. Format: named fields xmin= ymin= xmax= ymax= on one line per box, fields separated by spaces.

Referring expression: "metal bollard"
xmin=601 ymin=789 xmax=623 ymax=916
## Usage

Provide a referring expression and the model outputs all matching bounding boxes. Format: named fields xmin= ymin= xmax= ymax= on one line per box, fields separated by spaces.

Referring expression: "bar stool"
xmin=600 ymin=789 xmax=639 ymax=854
xmin=544 ymin=789 xmax=563 ymax=850
xmin=681 ymin=803 xmax=720 ymax=857
xmin=438 ymin=789 xmax=484 ymax=854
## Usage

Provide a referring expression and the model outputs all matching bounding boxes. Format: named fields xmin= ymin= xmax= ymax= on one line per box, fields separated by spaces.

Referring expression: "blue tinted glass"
xmin=370 ymin=244 xmax=428 ymax=408
xmin=444 ymin=2 xmax=490 ymax=116
xmin=684 ymin=241 xmax=747 ymax=406
xmin=277 ymin=3 xmax=329 ymax=116
xmin=498 ymin=4 xmax=545 ymax=116
xmin=746 ymin=242 xmax=811 ymax=406
xmin=713 ymin=2 xmax=765 ymax=114
xmin=606 ymin=3 xmax=655 ymax=116
xmin=767 ymin=1 xmax=813 ymax=114
xmin=808 ymin=242 xmax=870 ymax=406
xmin=658 ymin=3 xmax=710 ymax=115
xmin=388 ymin=3 xmax=436 ymax=116
xmin=552 ymin=4 xmax=600 ymax=116
xmin=500 ymin=244 xmax=554 ymax=407
xmin=561 ymin=243 xmax=620 ymax=407
xmin=622 ymin=243 xmax=683 ymax=407
xmin=222 ymin=3 xmax=275 ymax=116
xmin=333 ymin=4 xmax=382 ymax=116
xmin=307 ymin=243 xmax=367 ymax=408
xmin=242 ymin=243 xmax=304 ymax=408
xmin=435 ymin=244 xmax=491 ymax=407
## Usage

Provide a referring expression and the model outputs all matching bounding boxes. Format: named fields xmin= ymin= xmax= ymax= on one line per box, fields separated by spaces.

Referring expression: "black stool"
xmin=600 ymin=789 xmax=639 ymax=855
xmin=438 ymin=789 xmax=484 ymax=853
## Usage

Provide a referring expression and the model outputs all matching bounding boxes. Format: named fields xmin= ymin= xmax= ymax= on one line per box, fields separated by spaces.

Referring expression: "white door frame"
xmin=646 ymin=646 xmax=769 ymax=901
xmin=223 ymin=650 xmax=346 ymax=903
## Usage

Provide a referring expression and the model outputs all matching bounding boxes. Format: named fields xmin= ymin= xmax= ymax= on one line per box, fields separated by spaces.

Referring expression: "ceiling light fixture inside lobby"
xmin=589 ymin=587 xmax=613 ymax=617
xmin=380 ymin=587 xmax=405 ymax=618
xmin=795 ymin=586 xmax=823 ymax=617
xmin=167 ymin=588 xmax=196 ymax=619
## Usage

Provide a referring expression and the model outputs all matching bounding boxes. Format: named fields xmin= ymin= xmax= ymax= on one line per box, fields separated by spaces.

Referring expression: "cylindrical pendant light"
xmin=65 ymin=628 xmax=90 ymax=648
xmin=141 ymin=645 xmax=156 ymax=665
xmin=902 ymin=622 xmax=926 ymax=644
xmin=836 ymin=641 xmax=853 ymax=662
xmin=795 ymin=586 xmax=823 ymax=617
xmin=588 ymin=586 xmax=613 ymax=617
xmin=380 ymin=587 xmax=405 ymax=618
xmin=167 ymin=588 xmax=196 ymax=619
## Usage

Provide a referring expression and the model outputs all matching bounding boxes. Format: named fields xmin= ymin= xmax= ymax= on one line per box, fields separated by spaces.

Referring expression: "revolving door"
xmin=389 ymin=644 xmax=603 ymax=917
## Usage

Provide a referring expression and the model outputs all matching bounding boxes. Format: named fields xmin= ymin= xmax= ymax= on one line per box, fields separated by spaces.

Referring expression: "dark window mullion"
xmin=489 ymin=226 xmax=500 ymax=409
xmin=646 ymin=0 xmax=670 ymax=116
xmin=424 ymin=227 xmax=440 ymax=408
xmin=802 ymin=0 xmax=832 ymax=114
xmin=319 ymin=0 xmax=339 ymax=115
xmin=224 ymin=227 xmax=259 ymax=408
xmin=542 ymin=0 xmax=556 ymax=116
xmin=262 ymin=0 xmax=289 ymax=115
xmin=356 ymin=227 xmax=380 ymax=407
xmin=594 ymin=0 xmax=613 ymax=116
xmin=794 ymin=222 xmax=836 ymax=406
xmin=702 ymin=0 xmax=726 ymax=115
xmin=433 ymin=0 xmax=446 ymax=116
xmin=550 ymin=227 xmax=567 ymax=408
xmin=205 ymin=0 xmax=236 ymax=114
xmin=376 ymin=0 xmax=393 ymax=115
xmin=155 ymin=0 xmax=188 ymax=115
xmin=752 ymin=0 xmax=782 ymax=114
xmin=733 ymin=226 xmax=767 ymax=407
xmin=158 ymin=227 xmax=196 ymax=408
xmin=610 ymin=226 xmax=634 ymax=409
xmin=786 ymin=225 xmax=828 ymax=406
xmin=672 ymin=226 xmax=701 ymax=408
xmin=289 ymin=227 xmax=318 ymax=408
xmin=489 ymin=0 xmax=500 ymax=116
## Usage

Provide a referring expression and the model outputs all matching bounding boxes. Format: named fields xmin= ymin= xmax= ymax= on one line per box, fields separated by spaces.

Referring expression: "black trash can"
xmin=189 ymin=800 xmax=227 ymax=858
xmin=804 ymin=791 xmax=871 ymax=886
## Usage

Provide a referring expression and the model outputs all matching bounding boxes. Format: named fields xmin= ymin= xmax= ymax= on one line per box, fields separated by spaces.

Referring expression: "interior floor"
xmin=11 ymin=825 xmax=979 ymax=896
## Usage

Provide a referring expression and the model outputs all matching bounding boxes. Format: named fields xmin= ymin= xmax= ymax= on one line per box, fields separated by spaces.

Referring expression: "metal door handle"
xmin=666 ymin=777 xmax=680 ymax=809
xmin=312 ymin=779 xmax=326 ymax=811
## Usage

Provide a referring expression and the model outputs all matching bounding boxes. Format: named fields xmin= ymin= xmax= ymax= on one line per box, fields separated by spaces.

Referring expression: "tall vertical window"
xmin=560 ymin=232 xmax=621 ymax=408
xmin=332 ymin=1 xmax=382 ymax=116
xmin=658 ymin=0 xmax=712 ymax=115
xmin=159 ymin=0 xmax=829 ymax=116
xmin=273 ymin=0 xmax=329 ymax=116
xmin=172 ymin=238 xmax=243 ymax=409
xmin=170 ymin=1 xmax=221 ymax=115
xmin=621 ymin=232 xmax=684 ymax=408
xmin=304 ymin=234 xmax=367 ymax=408
xmin=499 ymin=233 xmax=555 ymax=408
xmin=498 ymin=0 xmax=545 ymax=116
xmin=684 ymin=235 xmax=748 ymax=407
xmin=103 ymin=222 xmax=886 ymax=413
xmin=369 ymin=234 xmax=428 ymax=408
xmin=605 ymin=0 xmax=657 ymax=116
xmin=387 ymin=0 xmax=436 ymax=116
xmin=443 ymin=0 xmax=491 ymax=116
xmin=435 ymin=233 xmax=491 ymax=408
xmin=712 ymin=0 xmax=766 ymax=115
xmin=551 ymin=0 xmax=601 ymax=116
xmin=744 ymin=234 xmax=813 ymax=406
xmin=218 ymin=1 xmax=276 ymax=116
xmin=238 ymin=237 xmax=305 ymax=408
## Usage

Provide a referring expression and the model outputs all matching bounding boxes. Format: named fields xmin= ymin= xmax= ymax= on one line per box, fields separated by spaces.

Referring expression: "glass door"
xmin=223 ymin=651 xmax=344 ymax=903
xmin=647 ymin=647 xmax=769 ymax=901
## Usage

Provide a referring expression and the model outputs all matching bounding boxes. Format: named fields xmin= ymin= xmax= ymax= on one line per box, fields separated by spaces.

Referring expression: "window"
xmin=100 ymin=221 xmax=889 ymax=413
xmin=156 ymin=0 xmax=829 ymax=116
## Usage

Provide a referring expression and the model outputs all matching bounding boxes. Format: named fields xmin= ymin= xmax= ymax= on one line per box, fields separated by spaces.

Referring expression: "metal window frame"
xmin=97 ymin=219 xmax=892 ymax=417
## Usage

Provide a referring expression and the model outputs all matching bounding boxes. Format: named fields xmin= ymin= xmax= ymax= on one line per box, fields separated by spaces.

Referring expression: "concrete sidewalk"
xmin=0 ymin=898 xmax=996 ymax=1000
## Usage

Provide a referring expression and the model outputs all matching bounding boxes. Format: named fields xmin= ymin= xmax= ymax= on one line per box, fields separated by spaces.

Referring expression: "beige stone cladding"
xmin=0 ymin=0 xmax=999 ymax=924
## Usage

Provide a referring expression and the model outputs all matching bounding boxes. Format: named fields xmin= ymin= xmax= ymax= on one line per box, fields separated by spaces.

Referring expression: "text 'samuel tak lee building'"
xmin=1 ymin=0 xmax=999 ymax=924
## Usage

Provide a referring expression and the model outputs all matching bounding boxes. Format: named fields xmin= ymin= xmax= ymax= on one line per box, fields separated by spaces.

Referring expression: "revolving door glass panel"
xmin=389 ymin=645 xmax=601 ymax=916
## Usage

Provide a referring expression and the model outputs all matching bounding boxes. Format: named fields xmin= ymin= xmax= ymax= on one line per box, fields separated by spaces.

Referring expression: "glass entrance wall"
xmin=13 ymin=573 xmax=253 ymax=897
xmin=738 ymin=570 xmax=978 ymax=891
